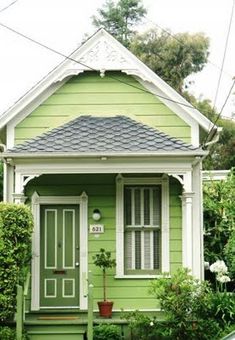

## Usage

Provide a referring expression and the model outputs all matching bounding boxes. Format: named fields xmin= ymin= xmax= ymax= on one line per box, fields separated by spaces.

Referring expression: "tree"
xmin=92 ymin=0 xmax=146 ymax=46
xmin=183 ymin=92 xmax=235 ymax=170
xmin=130 ymin=29 xmax=209 ymax=92
xmin=0 ymin=162 xmax=3 ymax=201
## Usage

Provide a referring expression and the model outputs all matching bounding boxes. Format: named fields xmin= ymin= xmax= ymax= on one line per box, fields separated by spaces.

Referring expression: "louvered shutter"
xmin=124 ymin=186 xmax=161 ymax=272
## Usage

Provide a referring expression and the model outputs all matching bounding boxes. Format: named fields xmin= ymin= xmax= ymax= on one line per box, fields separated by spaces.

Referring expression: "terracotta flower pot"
xmin=97 ymin=301 xmax=113 ymax=317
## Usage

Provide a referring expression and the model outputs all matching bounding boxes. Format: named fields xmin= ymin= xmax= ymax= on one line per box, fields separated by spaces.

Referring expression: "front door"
xmin=40 ymin=205 xmax=79 ymax=308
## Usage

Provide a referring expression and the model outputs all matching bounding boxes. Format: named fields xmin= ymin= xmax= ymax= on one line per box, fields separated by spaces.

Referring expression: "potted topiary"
xmin=93 ymin=248 xmax=116 ymax=317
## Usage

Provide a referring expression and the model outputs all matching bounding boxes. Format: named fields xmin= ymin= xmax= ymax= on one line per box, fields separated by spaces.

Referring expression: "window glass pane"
xmin=135 ymin=231 xmax=141 ymax=269
xmin=125 ymin=188 xmax=132 ymax=225
xmin=153 ymin=187 xmax=161 ymax=226
xmin=144 ymin=231 xmax=151 ymax=269
xmin=134 ymin=189 xmax=141 ymax=225
xmin=153 ymin=230 xmax=161 ymax=269
xmin=144 ymin=189 xmax=150 ymax=225
xmin=125 ymin=231 xmax=132 ymax=270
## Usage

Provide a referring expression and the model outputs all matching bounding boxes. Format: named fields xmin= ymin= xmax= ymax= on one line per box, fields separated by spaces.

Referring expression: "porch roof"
xmin=8 ymin=115 xmax=201 ymax=155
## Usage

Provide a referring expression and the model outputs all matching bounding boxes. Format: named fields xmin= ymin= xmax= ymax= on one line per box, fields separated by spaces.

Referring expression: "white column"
xmin=13 ymin=172 xmax=27 ymax=204
xmin=181 ymin=171 xmax=194 ymax=273
xmin=192 ymin=161 xmax=203 ymax=280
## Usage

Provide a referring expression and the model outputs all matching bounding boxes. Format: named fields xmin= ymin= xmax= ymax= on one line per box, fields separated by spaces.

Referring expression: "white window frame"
xmin=115 ymin=175 xmax=169 ymax=279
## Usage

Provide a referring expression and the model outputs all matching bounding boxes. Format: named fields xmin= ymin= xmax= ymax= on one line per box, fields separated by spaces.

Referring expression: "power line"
xmin=0 ymin=21 xmax=197 ymax=111
xmin=0 ymin=0 xmax=19 ymax=13
xmin=212 ymin=0 xmax=235 ymax=109
xmin=0 ymin=43 xmax=84 ymax=118
xmin=202 ymin=0 xmax=235 ymax=147
xmin=202 ymin=78 xmax=235 ymax=147
xmin=144 ymin=17 xmax=234 ymax=80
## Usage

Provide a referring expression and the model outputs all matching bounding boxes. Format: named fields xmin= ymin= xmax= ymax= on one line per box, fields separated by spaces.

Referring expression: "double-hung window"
xmin=124 ymin=186 xmax=161 ymax=274
xmin=116 ymin=176 xmax=169 ymax=278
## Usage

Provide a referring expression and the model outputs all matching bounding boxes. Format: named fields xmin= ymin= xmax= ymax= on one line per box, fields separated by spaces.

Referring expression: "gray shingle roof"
xmin=9 ymin=115 xmax=199 ymax=154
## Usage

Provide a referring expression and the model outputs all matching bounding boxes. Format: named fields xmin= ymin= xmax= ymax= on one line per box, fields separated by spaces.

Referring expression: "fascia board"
xmin=0 ymin=28 xmax=214 ymax=133
xmin=2 ymin=150 xmax=208 ymax=158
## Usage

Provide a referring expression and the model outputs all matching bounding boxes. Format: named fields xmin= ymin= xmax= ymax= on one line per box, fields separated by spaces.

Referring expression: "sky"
xmin=0 ymin=0 xmax=235 ymax=118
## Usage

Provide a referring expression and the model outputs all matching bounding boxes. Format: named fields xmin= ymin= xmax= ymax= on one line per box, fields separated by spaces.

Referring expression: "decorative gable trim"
xmin=0 ymin=29 xmax=214 ymax=143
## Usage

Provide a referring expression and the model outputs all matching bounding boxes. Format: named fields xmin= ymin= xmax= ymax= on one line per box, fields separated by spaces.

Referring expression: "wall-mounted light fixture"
xmin=92 ymin=209 xmax=101 ymax=221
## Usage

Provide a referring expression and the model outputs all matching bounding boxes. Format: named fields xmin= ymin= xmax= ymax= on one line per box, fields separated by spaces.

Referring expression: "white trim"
xmin=45 ymin=209 xmax=57 ymax=269
xmin=63 ymin=209 xmax=75 ymax=269
xmin=116 ymin=175 xmax=169 ymax=277
xmin=44 ymin=279 xmax=57 ymax=298
xmin=0 ymin=29 xmax=214 ymax=135
xmin=62 ymin=279 xmax=75 ymax=298
xmin=115 ymin=274 xmax=171 ymax=279
xmin=31 ymin=192 xmax=88 ymax=311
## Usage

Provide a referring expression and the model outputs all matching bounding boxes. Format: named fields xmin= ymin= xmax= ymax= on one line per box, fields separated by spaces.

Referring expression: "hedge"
xmin=0 ymin=203 xmax=33 ymax=321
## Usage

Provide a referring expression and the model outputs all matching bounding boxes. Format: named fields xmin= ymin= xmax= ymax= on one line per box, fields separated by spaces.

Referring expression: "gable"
xmin=1 ymin=28 xmax=215 ymax=149
xmin=14 ymin=72 xmax=191 ymax=145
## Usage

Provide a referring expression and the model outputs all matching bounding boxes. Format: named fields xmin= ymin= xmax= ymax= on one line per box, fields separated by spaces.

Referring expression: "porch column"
xmin=181 ymin=171 xmax=194 ymax=273
xmin=13 ymin=172 xmax=27 ymax=204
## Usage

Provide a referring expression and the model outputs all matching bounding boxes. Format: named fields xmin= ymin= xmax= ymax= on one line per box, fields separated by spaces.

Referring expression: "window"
xmin=124 ymin=186 xmax=161 ymax=274
xmin=116 ymin=176 xmax=169 ymax=278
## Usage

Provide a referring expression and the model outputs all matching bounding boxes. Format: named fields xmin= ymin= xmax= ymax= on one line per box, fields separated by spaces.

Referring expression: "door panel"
xmin=40 ymin=205 xmax=79 ymax=308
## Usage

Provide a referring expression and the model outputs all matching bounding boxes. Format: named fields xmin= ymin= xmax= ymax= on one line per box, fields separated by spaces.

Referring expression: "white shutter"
xmin=124 ymin=186 xmax=161 ymax=271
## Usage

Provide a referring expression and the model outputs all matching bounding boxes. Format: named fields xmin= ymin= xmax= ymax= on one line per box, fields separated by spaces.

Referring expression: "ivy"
xmin=0 ymin=203 xmax=33 ymax=321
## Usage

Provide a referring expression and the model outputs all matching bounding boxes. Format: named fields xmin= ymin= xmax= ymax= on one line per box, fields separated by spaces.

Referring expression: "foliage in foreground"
xmin=203 ymin=169 xmax=235 ymax=270
xmin=0 ymin=203 xmax=33 ymax=321
xmin=93 ymin=324 xmax=121 ymax=340
xmin=124 ymin=268 xmax=235 ymax=340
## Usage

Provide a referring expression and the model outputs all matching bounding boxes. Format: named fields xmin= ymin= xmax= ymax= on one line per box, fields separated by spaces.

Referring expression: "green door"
xmin=40 ymin=205 xmax=79 ymax=308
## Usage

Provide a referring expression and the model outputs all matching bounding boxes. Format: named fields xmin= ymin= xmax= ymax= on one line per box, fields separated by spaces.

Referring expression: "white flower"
xmin=217 ymin=275 xmax=231 ymax=283
xmin=210 ymin=260 xmax=228 ymax=274
xmin=150 ymin=321 xmax=154 ymax=326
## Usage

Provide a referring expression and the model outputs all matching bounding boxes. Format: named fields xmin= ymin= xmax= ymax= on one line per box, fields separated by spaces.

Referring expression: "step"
xmin=26 ymin=324 xmax=86 ymax=340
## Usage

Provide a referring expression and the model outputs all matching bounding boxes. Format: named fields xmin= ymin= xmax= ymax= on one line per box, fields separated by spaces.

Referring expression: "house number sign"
xmin=90 ymin=224 xmax=104 ymax=234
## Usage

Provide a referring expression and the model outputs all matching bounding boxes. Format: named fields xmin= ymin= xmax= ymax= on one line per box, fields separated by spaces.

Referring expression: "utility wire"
xmin=212 ymin=0 xmax=235 ymax=109
xmin=202 ymin=78 xmax=235 ymax=147
xmin=0 ymin=0 xmax=19 ymax=13
xmin=202 ymin=0 xmax=235 ymax=146
xmin=144 ymin=17 xmax=234 ymax=79
xmin=0 ymin=43 xmax=84 ymax=118
xmin=0 ymin=21 xmax=198 ymax=111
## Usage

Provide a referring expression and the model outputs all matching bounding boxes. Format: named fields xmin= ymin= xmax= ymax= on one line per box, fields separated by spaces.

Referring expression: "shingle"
xmin=8 ymin=115 xmax=199 ymax=154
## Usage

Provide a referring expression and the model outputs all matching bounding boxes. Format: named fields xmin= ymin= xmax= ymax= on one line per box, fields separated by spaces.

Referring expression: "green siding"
xmin=15 ymin=72 xmax=191 ymax=144
xmin=26 ymin=174 xmax=182 ymax=311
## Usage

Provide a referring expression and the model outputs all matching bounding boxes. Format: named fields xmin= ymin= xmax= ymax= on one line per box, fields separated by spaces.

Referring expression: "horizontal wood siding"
xmin=15 ymin=72 xmax=191 ymax=144
xmin=26 ymin=174 xmax=182 ymax=311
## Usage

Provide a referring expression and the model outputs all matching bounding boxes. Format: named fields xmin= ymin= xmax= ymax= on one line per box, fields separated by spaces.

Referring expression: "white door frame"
xmin=31 ymin=192 xmax=88 ymax=311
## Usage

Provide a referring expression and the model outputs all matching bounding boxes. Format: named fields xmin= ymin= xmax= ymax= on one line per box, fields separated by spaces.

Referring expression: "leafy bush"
xmin=149 ymin=269 xmax=221 ymax=339
xmin=0 ymin=326 xmax=16 ymax=340
xmin=93 ymin=324 xmax=121 ymax=340
xmin=124 ymin=269 xmax=229 ymax=339
xmin=203 ymin=170 xmax=235 ymax=264
xmin=224 ymin=230 xmax=235 ymax=280
xmin=0 ymin=203 xmax=33 ymax=321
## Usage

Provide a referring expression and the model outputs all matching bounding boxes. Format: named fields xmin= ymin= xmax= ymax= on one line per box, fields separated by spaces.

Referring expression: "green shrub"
xmin=125 ymin=269 xmax=225 ymax=339
xmin=0 ymin=203 xmax=33 ymax=321
xmin=224 ymin=230 xmax=235 ymax=280
xmin=203 ymin=170 xmax=235 ymax=264
xmin=93 ymin=324 xmax=121 ymax=340
xmin=0 ymin=326 xmax=16 ymax=340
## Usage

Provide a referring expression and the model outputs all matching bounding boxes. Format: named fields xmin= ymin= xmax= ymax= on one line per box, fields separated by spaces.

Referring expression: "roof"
xmin=0 ymin=28 xmax=215 ymax=138
xmin=7 ymin=115 xmax=202 ymax=156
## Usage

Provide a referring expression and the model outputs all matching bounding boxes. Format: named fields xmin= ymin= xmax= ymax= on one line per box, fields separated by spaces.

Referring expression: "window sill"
xmin=115 ymin=274 xmax=171 ymax=279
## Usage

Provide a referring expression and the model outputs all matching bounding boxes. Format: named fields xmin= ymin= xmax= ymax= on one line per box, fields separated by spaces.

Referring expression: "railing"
xmin=16 ymin=272 xmax=31 ymax=340
xmin=87 ymin=271 xmax=94 ymax=340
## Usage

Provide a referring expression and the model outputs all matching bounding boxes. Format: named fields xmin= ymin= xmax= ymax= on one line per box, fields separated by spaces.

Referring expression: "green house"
xmin=0 ymin=29 xmax=219 ymax=338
